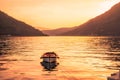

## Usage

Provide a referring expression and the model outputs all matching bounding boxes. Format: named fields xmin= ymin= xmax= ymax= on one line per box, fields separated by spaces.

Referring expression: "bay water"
xmin=0 ymin=36 xmax=120 ymax=80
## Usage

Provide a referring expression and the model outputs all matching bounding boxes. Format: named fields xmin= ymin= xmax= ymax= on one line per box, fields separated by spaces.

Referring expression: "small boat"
xmin=41 ymin=61 xmax=59 ymax=70
xmin=107 ymin=70 xmax=120 ymax=80
xmin=40 ymin=52 xmax=59 ymax=63
xmin=40 ymin=52 xmax=59 ymax=70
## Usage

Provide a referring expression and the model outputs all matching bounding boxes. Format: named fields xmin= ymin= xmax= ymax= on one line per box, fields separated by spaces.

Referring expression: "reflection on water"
xmin=90 ymin=37 xmax=120 ymax=70
xmin=0 ymin=36 xmax=120 ymax=80
xmin=108 ymin=38 xmax=120 ymax=52
xmin=0 ymin=37 xmax=10 ymax=55
xmin=40 ymin=61 xmax=59 ymax=71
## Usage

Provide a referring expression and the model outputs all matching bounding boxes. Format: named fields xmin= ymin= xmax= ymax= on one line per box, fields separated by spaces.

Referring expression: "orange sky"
xmin=0 ymin=0 xmax=120 ymax=29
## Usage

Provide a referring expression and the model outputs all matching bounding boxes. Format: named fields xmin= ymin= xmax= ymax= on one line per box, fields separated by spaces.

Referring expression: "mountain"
xmin=61 ymin=2 xmax=120 ymax=36
xmin=0 ymin=11 xmax=46 ymax=36
xmin=37 ymin=27 xmax=51 ymax=30
xmin=42 ymin=27 xmax=77 ymax=36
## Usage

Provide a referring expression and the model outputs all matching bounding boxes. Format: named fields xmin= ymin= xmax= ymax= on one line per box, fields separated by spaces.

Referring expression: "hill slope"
xmin=0 ymin=11 xmax=46 ymax=36
xmin=61 ymin=2 xmax=120 ymax=36
xmin=42 ymin=27 xmax=77 ymax=36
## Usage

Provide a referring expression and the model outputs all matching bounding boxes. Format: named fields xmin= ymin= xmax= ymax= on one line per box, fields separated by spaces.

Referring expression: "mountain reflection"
xmin=105 ymin=37 xmax=120 ymax=61
xmin=107 ymin=37 xmax=120 ymax=52
xmin=0 ymin=37 xmax=11 ymax=55
xmin=98 ymin=37 xmax=120 ymax=70
xmin=86 ymin=37 xmax=120 ymax=70
xmin=0 ymin=37 xmax=31 ymax=56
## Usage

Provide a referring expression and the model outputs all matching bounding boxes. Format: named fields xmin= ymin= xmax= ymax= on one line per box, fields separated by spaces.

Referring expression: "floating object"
xmin=40 ymin=52 xmax=59 ymax=63
xmin=107 ymin=70 xmax=120 ymax=80
xmin=41 ymin=61 xmax=59 ymax=70
xmin=40 ymin=52 xmax=59 ymax=70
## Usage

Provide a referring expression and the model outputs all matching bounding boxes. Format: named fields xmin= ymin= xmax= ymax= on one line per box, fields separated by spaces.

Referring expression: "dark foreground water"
xmin=0 ymin=36 xmax=120 ymax=80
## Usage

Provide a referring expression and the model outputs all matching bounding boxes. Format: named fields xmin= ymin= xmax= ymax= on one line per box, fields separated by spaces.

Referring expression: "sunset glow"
xmin=0 ymin=0 xmax=120 ymax=29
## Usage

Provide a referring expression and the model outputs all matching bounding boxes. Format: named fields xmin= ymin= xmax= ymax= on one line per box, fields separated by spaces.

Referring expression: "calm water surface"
xmin=0 ymin=36 xmax=120 ymax=80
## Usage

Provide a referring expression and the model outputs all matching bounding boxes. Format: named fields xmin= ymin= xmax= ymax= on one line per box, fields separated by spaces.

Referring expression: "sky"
xmin=0 ymin=0 xmax=120 ymax=30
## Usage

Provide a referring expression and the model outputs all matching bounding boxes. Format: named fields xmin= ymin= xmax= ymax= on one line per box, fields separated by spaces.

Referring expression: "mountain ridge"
xmin=60 ymin=2 xmax=120 ymax=36
xmin=42 ymin=27 xmax=77 ymax=36
xmin=0 ymin=11 xmax=46 ymax=36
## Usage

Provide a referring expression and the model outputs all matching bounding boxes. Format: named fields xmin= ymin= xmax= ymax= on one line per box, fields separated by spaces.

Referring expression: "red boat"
xmin=40 ymin=52 xmax=59 ymax=63
xmin=40 ymin=52 xmax=59 ymax=70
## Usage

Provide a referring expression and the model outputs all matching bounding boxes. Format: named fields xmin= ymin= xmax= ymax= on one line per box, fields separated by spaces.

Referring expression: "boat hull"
xmin=41 ymin=61 xmax=59 ymax=70
xmin=42 ymin=57 xmax=57 ymax=63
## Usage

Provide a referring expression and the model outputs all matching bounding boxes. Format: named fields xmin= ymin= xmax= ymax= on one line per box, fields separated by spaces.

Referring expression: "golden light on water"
xmin=0 ymin=37 xmax=120 ymax=80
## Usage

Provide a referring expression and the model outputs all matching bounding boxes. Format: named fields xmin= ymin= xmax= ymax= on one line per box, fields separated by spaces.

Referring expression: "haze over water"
xmin=0 ymin=36 xmax=120 ymax=80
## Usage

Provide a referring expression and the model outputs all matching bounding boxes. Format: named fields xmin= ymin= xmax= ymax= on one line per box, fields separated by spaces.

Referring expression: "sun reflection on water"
xmin=0 ymin=36 xmax=120 ymax=80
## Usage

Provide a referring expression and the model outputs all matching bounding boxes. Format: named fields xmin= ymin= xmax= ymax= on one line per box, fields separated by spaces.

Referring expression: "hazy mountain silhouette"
xmin=37 ymin=27 xmax=51 ymax=30
xmin=0 ymin=11 xmax=46 ymax=36
xmin=42 ymin=27 xmax=77 ymax=36
xmin=61 ymin=2 xmax=120 ymax=36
